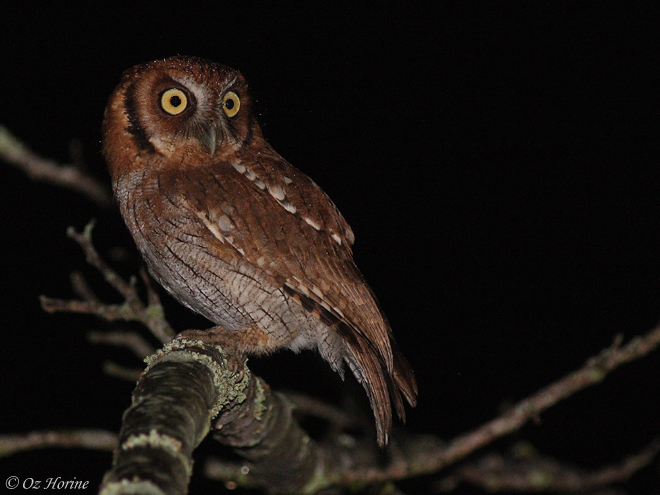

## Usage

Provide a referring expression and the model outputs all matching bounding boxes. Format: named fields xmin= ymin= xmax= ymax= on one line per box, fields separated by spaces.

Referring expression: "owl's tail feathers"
xmin=282 ymin=283 xmax=416 ymax=445
xmin=341 ymin=329 xmax=418 ymax=447
xmin=391 ymin=339 xmax=418 ymax=417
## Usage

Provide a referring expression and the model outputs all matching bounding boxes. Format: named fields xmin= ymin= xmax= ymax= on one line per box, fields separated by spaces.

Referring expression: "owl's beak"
xmin=201 ymin=123 xmax=221 ymax=157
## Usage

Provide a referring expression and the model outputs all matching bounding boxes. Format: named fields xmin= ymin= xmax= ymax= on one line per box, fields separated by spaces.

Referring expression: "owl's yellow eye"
xmin=222 ymin=91 xmax=240 ymax=117
xmin=160 ymin=88 xmax=188 ymax=115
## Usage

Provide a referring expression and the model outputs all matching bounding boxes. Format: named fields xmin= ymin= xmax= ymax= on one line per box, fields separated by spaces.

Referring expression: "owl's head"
xmin=103 ymin=56 xmax=262 ymax=177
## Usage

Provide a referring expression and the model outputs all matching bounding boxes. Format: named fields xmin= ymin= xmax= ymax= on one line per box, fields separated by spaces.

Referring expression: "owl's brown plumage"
xmin=102 ymin=56 xmax=417 ymax=446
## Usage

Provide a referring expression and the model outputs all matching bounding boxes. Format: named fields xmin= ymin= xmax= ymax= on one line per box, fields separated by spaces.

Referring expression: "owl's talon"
xmin=225 ymin=352 xmax=247 ymax=378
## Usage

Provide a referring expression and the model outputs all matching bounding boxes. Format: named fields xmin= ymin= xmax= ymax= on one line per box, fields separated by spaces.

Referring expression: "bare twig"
xmin=0 ymin=124 xmax=112 ymax=207
xmin=447 ymin=439 xmax=660 ymax=492
xmin=284 ymin=391 xmax=364 ymax=431
xmin=70 ymin=270 xmax=100 ymax=302
xmin=101 ymin=361 xmax=143 ymax=382
xmin=0 ymin=429 xmax=117 ymax=456
xmin=337 ymin=327 xmax=660 ymax=484
xmin=40 ymin=221 xmax=174 ymax=343
xmin=87 ymin=330 xmax=156 ymax=359
xmin=432 ymin=333 xmax=659 ymax=472
xmin=68 ymin=222 xmax=140 ymax=304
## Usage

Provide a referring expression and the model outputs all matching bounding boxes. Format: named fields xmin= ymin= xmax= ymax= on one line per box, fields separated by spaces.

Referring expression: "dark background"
xmin=1 ymin=3 xmax=658 ymax=493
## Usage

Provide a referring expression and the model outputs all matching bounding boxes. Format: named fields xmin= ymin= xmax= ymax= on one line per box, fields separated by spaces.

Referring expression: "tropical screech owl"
xmin=102 ymin=56 xmax=417 ymax=446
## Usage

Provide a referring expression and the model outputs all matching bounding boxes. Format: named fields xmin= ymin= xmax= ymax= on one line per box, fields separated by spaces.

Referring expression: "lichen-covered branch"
xmin=99 ymin=337 xmax=336 ymax=495
xmin=100 ymin=338 xmax=248 ymax=495
xmin=211 ymin=376 xmax=332 ymax=494
xmin=0 ymin=124 xmax=112 ymax=207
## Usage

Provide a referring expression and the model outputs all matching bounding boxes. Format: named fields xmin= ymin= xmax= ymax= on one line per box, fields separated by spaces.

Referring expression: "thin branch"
xmin=101 ymin=361 xmax=143 ymax=382
xmin=337 ymin=327 xmax=660 ymax=484
xmin=87 ymin=330 xmax=156 ymax=359
xmin=0 ymin=429 xmax=117 ymax=456
xmin=448 ymin=440 xmax=660 ymax=492
xmin=434 ymin=333 xmax=658 ymax=471
xmin=67 ymin=222 xmax=140 ymax=304
xmin=40 ymin=221 xmax=174 ymax=343
xmin=70 ymin=270 xmax=100 ymax=302
xmin=0 ymin=124 xmax=112 ymax=208
xmin=284 ymin=390 xmax=364 ymax=431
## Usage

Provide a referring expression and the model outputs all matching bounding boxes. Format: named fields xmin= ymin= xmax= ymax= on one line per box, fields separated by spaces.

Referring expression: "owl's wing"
xmin=185 ymin=155 xmax=417 ymax=445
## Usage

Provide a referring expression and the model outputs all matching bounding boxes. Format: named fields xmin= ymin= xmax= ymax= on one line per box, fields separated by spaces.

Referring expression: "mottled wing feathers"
xmin=181 ymin=153 xmax=417 ymax=445
xmin=194 ymin=150 xmax=393 ymax=356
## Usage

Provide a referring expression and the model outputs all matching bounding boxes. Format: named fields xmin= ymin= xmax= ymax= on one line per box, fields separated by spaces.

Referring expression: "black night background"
xmin=1 ymin=3 xmax=658 ymax=493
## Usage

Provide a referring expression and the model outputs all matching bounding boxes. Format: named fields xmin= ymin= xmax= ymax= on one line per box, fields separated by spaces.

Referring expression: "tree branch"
xmin=447 ymin=440 xmax=660 ymax=492
xmin=203 ymin=324 xmax=660 ymax=492
xmin=0 ymin=124 xmax=112 ymax=208
xmin=0 ymin=429 xmax=117 ymax=456
xmin=336 ymin=329 xmax=660 ymax=484
xmin=40 ymin=221 xmax=174 ymax=344
xmin=99 ymin=338 xmax=244 ymax=495
xmin=99 ymin=337 xmax=334 ymax=495
xmin=87 ymin=330 xmax=156 ymax=360
xmin=210 ymin=376 xmax=331 ymax=493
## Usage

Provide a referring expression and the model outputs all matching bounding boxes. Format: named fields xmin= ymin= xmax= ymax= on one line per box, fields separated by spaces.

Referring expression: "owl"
xmin=102 ymin=56 xmax=417 ymax=446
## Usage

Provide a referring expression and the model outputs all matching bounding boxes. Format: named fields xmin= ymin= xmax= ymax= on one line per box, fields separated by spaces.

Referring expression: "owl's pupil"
xmin=170 ymin=96 xmax=182 ymax=107
xmin=225 ymin=99 xmax=235 ymax=110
